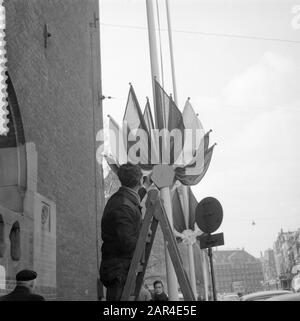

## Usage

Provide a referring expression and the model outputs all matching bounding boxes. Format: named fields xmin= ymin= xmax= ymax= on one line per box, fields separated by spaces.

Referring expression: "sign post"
xmin=207 ymin=247 xmax=217 ymax=301
xmin=195 ymin=197 xmax=224 ymax=301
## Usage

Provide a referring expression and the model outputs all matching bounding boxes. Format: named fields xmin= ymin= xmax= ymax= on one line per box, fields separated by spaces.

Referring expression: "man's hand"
xmin=143 ymin=175 xmax=153 ymax=190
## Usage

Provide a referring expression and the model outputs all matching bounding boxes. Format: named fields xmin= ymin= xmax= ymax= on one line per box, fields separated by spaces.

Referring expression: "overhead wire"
xmin=225 ymin=216 xmax=300 ymax=222
xmin=100 ymin=22 xmax=300 ymax=45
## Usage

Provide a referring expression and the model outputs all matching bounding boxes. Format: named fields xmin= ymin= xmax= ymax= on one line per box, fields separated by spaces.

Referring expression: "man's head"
xmin=153 ymin=280 xmax=164 ymax=295
xmin=16 ymin=269 xmax=37 ymax=292
xmin=117 ymin=163 xmax=143 ymax=191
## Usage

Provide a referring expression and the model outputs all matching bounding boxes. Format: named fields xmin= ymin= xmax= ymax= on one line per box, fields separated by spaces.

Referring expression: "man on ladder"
xmin=100 ymin=163 xmax=146 ymax=301
xmin=100 ymin=162 xmax=196 ymax=301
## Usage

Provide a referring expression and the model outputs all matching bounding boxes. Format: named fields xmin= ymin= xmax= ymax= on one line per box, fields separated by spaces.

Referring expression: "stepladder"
xmin=120 ymin=189 xmax=196 ymax=301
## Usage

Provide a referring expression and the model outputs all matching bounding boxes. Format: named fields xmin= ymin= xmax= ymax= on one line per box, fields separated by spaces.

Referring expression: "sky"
xmin=99 ymin=0 xmax=300 ymax=258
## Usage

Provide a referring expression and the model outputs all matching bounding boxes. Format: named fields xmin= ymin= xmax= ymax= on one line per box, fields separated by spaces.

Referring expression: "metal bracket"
xmin=43 ymin=24 xmax=51 ymax=48
xmin=98 ymin=92 xmax=114 ymax=103
xmin=89 ymin=12 xmax=99 ymax=28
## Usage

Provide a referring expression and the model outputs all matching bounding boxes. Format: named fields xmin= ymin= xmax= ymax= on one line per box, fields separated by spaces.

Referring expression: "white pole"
xmin=202 ymin=250 xmax=209 ymax=301
xmin=188 ymin=243 xmax=197 ymax=296
xmin=165 ymin=0 xmax=197 ymax=298
xmin=160 ymin=187 xmax=179 ymax=301
xmin=165 ymin=0 xmax=178 ymax=104
xmin=146 ymin=0 xmax=179 ymax=301
xmin=181 ymin=188 xmax=197 ymax=298
xmin=146 ymin=0 xmax=160 ymax=125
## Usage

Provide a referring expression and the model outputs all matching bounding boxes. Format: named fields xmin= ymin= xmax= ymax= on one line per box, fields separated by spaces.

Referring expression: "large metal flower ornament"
xmin=104 ymin=80 xmax=215 ymax=188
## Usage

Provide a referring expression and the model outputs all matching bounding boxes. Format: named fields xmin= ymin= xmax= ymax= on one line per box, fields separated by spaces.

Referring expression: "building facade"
xmin=273 ymin=229 xmax=300 ymax=289
xmin=0 ymin=0 xmax=104 ymax=300
xmin=213 ymin=249 xmax=264 ymax=294
xmin=260 ymin=249 xmax=279 ymax=290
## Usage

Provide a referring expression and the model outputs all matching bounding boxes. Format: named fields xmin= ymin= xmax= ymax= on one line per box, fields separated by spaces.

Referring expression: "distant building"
xmin=213 ymin=249 xmax=264 ymax=294
xmin=260 ymin=249 xmax=279 ymax=290
xmin=273 ymin=229 xmax=300 ymax=289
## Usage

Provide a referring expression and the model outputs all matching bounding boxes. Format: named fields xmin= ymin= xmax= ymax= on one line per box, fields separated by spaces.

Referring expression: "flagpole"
xmin=146 ymin=0 xmax=160 ymax=124
xmin=165 ymin=0 xmax=178 ymax=104
xmin=165 ymin=0 xmax=197 ymax=298
xmin=146 ymin=0 xmax=179 ymax=301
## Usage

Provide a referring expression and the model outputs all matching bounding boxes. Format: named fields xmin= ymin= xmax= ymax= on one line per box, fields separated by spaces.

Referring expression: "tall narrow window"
xmin=0 ymin=74 xmax=26 ymax=212
xmin=0 ymin=265 xmax=5 ymax=290
xmin=0 ymin=214 xmax=5 ymax=257
xmin=9 ymin=221 xmax=21 ymax=261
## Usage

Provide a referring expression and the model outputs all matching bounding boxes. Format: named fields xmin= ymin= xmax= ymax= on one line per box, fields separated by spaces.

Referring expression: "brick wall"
xmin=4 ymin=0 xmax=104 ymax=300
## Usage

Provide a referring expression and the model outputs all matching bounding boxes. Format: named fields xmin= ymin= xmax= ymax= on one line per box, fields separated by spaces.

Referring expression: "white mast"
xmin=165 ymin=0 xmax=197 ymax=298
xmin=165 ymin=0 xmax=178 ymax=104
xmin=146 ymin=0 xmax=179 ymax=301
xmin=146 ymin=0 xmax=160 ymax=123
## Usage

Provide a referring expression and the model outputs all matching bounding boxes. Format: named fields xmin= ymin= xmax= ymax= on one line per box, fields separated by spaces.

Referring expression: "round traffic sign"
xmin=195 ymin=197 xmax=223 ymax=233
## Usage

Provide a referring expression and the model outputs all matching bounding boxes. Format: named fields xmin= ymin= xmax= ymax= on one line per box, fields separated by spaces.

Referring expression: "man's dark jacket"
xmin=100 ymin=186 xmax=142 ymax=287
xmin=151 ymin=292 xmax=169 ymax=301
xmin=0 ymin=286 xmax=45 ymax=301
